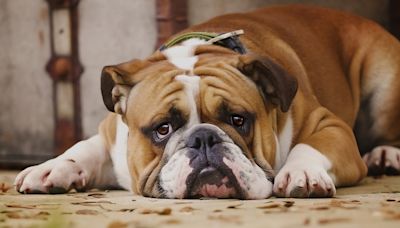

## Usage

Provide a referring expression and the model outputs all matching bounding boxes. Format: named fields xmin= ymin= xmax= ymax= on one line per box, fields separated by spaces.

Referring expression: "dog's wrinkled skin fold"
xmin=15 ymin=5 xmax=400 ymax=199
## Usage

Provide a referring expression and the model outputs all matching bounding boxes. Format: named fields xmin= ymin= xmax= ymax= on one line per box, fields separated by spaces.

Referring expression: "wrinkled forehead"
xmin=125 ymin=40 xmax=261 ymax=125
xmin=161 ymin=39 xmax=242 ymax=71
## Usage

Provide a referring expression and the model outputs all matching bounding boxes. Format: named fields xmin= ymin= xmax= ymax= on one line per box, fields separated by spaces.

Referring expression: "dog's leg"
xmin=14 ymin=135 xmax=119 ymax=193
xmin=354 ymin=26 xmax=400 ymax=176
xmin=274 ymin=107 xmax=367 ymax=198
xmin=363 ymin=146 xmax=400 ymax=176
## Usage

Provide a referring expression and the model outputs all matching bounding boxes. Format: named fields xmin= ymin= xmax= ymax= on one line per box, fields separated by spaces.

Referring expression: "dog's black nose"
xmin=187 ymin=128 xmax=222 ymax=151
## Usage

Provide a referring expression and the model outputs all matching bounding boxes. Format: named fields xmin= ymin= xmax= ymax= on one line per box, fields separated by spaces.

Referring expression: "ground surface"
xmin=1 ymin=171 xmax=400 ymax=228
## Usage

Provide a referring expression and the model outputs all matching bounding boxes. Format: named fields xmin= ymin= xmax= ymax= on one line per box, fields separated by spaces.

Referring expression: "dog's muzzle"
xmin=184 ymin=127 xmax=244 ymax=198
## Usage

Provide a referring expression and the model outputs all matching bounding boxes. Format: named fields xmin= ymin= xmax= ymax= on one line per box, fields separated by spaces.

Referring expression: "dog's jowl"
xmin=15 ymin=5 xmax=400 ymax=198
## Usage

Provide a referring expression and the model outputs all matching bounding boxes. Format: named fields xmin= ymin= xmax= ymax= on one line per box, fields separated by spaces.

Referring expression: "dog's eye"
xmin=231 ymin=115 xmax=245 ymax=127
xmin=155 ymin=123 xmax=172 ymax=139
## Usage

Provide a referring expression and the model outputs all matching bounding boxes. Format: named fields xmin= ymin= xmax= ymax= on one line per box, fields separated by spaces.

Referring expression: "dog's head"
xmin=101 ymin=43 xmax=297 ymax=199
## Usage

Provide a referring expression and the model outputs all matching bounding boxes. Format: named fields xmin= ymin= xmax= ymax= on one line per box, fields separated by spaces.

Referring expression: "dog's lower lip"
xmin=188 ymin=166 xmax=239 ymax=198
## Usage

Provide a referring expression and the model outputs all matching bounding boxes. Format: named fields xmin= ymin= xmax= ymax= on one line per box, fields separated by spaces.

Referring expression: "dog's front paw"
xmin=14 ymin=159 xmax=87 ymax=194
xmin=363 ymin=146 xmax=400 ymax=176
xmin=273 ymin=163 xmax=336 ymax=198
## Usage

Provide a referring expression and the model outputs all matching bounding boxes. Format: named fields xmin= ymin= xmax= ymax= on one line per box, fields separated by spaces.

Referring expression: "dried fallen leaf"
xmin=0 ymin=182 xmax=11 ymax=193
xmin=174 ymin=201 xmax=192 ymax=205
xmin=37 ymin=211 xmax=50 ymax=215
xmin=138 ymin=208 xmax=172 ymax=215
xmin=179 ymin=206 xmax=194 ymax=213
xmin=264 ymin=209 xmax=288 ymax=214
xmin=32 ymin=211 xmax=51 ymax=220
xmin=329 ymin=200 xmax=343 ymax=207
xmin=1 ymin=210 xmax=22 ymax=214
xmin=107 ymin=221 xmax=144 ymax=228
xmin=330 ymin=199 xmax=359 ymax=207
xmin=283 ymin=201 xmax=295 ymax=208
xmin=61 ymin=212 xmax=73 ymax=215
xmin=318 ymin=218 xmax=350 ymax=224
xmin=138 ymin=209 xmax=152 ymax=215
xmin=208 ymin=214 xmax=241 ymax=224
xmin=164 ymin=219 xmax=181 ymax=224
xmin=311 ymin=206 xmax=330 ymax=211
xmin=98 ymin=204 xmax=135 ymax=212
xmin=76 ymin=209 xmax=100 ymax=215
xmin=257 ymin=203 xmax=280 ymax=209
xmin=227 ymin=203 xmax=243 ymax=209
xmin=341 ymin=204 xmax=359 ymax=209
xmin=71 ymin=200 xmax=115 ymax=207
xmin=68 ymin=194 xmax=88 ymax=199
xmin=5 ymin=211 xmax=50 ymax=220
xmin=35 ymin=203 xmax=61 ymax=210
xmin=157 ymin=208 xmax=172 ymax=215
xmin=313 ymin=200 xmax=359 ymax=210
xmin=5 ymin=204 xmax=36 ymax=209
xmin=108 ymin=221 xmax=128 ymax=228
xmin=118 ymin=208 xmax=135 ymax=212
xmin=88 ymin=193 xmax=106 ymax=198
xmin=5 ymin=211 xmax=22 ymax=219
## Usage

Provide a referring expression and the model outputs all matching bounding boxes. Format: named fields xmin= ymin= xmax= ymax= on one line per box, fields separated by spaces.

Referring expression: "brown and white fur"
xmin=15 ymin=5 xmax=400 ymax=199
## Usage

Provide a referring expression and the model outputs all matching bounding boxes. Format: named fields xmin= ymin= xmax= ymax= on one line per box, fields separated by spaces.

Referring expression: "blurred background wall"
xmin=0 ymin=0 xmax=396 ymax=167
xmin=189 ymin=0 xmax=389 ymax=26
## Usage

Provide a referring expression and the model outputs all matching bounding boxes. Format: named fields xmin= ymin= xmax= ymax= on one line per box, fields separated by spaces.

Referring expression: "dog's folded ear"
xmin=101 ymin=59 xmax=148 ymax=114
xmin=238 ymin=54 xmax=298 ymax=112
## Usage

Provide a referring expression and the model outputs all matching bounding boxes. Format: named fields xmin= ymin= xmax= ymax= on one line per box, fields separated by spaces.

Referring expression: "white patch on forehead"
xmin=162 ymin=38 xmax=207 ymax=71
xmin=175 ymin=75 xmax=200 ymax=125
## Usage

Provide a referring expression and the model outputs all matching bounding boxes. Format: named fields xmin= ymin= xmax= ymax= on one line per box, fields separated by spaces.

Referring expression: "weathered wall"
xmin=0 ymin=0 xmax=157 ymax=165
xmin=79 ymin=0 xmax=156 ymax=136
xmin=188 ymin=0 xmax=390 ymax=27
xmin=0 ymin=0 xmax=53 ymax=164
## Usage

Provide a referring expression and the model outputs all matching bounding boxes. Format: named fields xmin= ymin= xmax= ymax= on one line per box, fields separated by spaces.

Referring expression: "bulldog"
xmin=15 ymin=5 xmax=400 ymax=199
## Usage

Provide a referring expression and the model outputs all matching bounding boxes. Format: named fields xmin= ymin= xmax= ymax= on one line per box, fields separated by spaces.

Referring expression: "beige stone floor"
xmin=1 ymin=170 xmax=400 ymax=228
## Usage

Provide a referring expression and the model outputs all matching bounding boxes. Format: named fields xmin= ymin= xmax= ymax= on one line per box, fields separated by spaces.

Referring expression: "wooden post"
xmin=156 ymin=0 xmax=188 ymax=49
xmin=46 ymin=0 xmax=83 ymax=156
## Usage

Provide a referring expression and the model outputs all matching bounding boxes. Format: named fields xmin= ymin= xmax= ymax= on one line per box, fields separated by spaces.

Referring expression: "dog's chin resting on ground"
xmin=14 ymin=5 xmax=400 ymax=199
